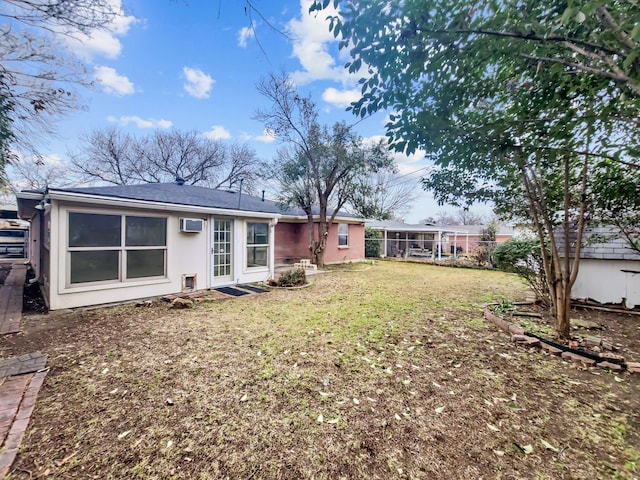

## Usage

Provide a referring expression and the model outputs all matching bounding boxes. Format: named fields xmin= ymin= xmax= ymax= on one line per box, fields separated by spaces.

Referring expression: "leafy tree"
xmin=255 ymin=71 xmax=393 ymax=266
xmin=312 ymin=0 xmax=640 ymax=338
xmin=590 ymin=163 xmax=640 ymax=255
xmin=364 ymin=226 xmax=382 ymax=257
xmin=69 ymin=128 xmax=264 ymax=192
xmin=494 ymin=238 xmax=550 ymax=305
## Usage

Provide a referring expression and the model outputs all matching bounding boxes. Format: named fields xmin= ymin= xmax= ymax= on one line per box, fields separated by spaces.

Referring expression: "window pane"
xmin=247 ymin=222 xmax=268 ymax=245
xmin=69 ymin=213 xmax=121 ymax=247
xmin=70 ymin=250 xmax=119 ymax=283
xmin=247 ymin=246 xmax=268 ymax=267
xmin=338 ymin=223 xmax=349 ymax=246
xmin=126 ymin=217 xmax=166 ymax=246
xmin=127 ymin=249 xmax=165 ymax=278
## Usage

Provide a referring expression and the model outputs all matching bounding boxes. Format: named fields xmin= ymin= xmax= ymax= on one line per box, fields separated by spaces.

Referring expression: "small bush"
xmin=365 ymin=227 xmax=382 ymax=257
xmin=494 ymin=238 xmax=549 ymax=304
xmin=277 ymin=268 xmax=307 ymax=287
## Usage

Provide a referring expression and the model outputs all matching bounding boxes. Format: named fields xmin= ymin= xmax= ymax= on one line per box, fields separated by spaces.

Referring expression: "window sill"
xmin=60 ymin=277 xmax=170 ymax=295
xmin=338 ymin=245 xmax=350 ymax=249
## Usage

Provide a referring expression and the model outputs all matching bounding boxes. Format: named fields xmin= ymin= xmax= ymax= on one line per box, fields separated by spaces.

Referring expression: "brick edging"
xmin=483 ymin=307 xmax=640 ymax=374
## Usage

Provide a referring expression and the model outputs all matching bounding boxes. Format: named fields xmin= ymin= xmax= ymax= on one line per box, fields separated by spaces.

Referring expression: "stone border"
xmin=484 ymin=307 xmax=640 ymax=374
xmin=0 ymin=370 xmax=48 ymax=478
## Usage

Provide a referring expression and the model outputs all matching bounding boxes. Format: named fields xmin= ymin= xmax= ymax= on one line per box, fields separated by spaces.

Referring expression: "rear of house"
xmin=17 ymin=182 xmax=365 ymax=310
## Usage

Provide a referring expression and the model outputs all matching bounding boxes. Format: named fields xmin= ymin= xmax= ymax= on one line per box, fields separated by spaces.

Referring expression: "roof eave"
xmin=47 ymin=190 xmax=282 ymax=220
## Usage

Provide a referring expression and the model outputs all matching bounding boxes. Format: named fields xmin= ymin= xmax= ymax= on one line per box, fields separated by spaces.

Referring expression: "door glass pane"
xmin=69 ymin=213 xmax=121 ymax=247
xmin=127 ymin=249 xmax=165 ymax=278
xmin=213 ymin=220 xmax=232 ymax=278
xmin=126 ymin=217 xmax=166 ymax=246
xmin=70 ymin=250 xmax=119 ymax=283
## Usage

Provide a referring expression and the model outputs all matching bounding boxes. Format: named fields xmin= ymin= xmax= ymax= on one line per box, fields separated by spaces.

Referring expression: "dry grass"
xmin=2 ymin=260 xmax=639 ymax=479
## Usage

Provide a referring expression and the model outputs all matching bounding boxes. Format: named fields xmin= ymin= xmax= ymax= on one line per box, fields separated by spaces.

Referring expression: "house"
xmin=16 ymin=181 xmax=365 ymax=310
xmin=454 ymin=224 xmax=516 ymax=254
xmin=564 ymin=226 xmax=640 ymax=308
xmin=365 ymin=220 xmax=471 ymax=259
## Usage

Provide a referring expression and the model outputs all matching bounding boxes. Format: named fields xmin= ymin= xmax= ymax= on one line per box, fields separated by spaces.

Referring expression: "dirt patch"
xmin=1 ymin=261 xmax=639 ymax=479
xmin=499 ymin=302 xmax=640 ymax=364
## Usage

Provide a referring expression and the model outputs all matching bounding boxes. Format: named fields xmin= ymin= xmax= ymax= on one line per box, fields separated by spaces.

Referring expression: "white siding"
xmin=572 ymin=259 xmax=640 ymax=309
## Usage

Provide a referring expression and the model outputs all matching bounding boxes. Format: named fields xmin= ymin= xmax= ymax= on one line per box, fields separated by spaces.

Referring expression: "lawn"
xmin=2 ymin=261 xmax=639 ymax=479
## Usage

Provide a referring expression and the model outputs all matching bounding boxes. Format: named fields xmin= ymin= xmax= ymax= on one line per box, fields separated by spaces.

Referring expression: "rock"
xmin=571 ymin=318 xmax=602 ymax=330
xmin=599 ymin=352 xmax=625 ymax=363
xmin=596 ymin=361 xmax=623 ymax=371
xmin=171 ymin=298 xmax=193 ymax=309
xmin=561 ymin=351 xmax=596 ymax=367
xmin=583 ymin=335 xmax=602 ymax=347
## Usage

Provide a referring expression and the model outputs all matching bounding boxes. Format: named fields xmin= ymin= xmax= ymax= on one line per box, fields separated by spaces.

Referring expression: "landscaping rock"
xmin=596 ymin=361 xmax=623 ymax=371
xmin=561 ymin=351 xmax=596 ymax=367
xmin=571 ymin=318 xmax=602 ymax=330
xmin=626 ymin=362 xmax=640 ymax=373
xmin=171 ymin=298 xmax=193 ymax=309
xmin=540 ymin=343 xmax=563 ymax=356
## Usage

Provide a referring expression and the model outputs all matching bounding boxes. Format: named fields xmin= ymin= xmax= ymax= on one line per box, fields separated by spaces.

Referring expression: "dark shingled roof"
xmin=46 ymin=183 xmax=361 ymax=220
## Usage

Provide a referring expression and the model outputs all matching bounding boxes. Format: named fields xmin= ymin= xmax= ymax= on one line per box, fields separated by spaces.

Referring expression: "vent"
xmin=180 ymin=218 xmax=204 ymax=233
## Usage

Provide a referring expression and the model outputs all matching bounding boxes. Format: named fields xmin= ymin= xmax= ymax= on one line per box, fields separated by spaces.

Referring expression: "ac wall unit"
xmin=180 ymin=218 xmax=204 ymax=233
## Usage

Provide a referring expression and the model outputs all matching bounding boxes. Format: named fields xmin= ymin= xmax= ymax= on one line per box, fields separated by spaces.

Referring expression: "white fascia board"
xmin=16 ymin=191 xmax=45 ymax=201
xmin=47 ymin=191 xmax=282 ymax=220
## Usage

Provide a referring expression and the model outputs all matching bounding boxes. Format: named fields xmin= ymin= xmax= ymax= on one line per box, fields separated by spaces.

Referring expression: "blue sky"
xmin=16 ymin=0 xmax=491 ymax=223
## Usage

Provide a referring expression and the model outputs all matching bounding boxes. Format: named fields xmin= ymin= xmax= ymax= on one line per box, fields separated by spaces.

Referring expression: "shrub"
xmin=277 ymin=268 xmax=307 ymax=287
xmin=493 ymin=238 xmax=549 ymax=305
xmin=365 ymin=227 xmax=382 ymax=257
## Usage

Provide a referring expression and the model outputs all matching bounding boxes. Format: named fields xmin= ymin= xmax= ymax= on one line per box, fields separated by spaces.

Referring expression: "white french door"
xmin=211 ymin=218 xmax=233 ymax=285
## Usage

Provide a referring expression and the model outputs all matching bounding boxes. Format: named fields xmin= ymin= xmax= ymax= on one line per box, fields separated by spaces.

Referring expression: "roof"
xmin=18 ymin=183 xmax=362 ymax=222
xmin=365 ymin=219 xmax=469 ymax=235
xmin=558 ymin=226 xmax=640 ymax=261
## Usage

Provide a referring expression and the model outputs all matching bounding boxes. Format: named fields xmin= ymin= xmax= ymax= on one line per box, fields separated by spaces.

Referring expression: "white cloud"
xmin=108 ymin=115 xmax=172 ymax=129
xmin=322 ymin=87 xmax=360 ymax=108
xmin=287 ymin=0 xmax=348 ymax=85
xmin=240 ymin=129 xmax=277 ymax=144
xmin=203 ymin=125 xmax=231 ymax=140
xmin=238 ymin=24 xmax=255 ymax=48
xmin=61 ymin=1 xmax=137 ymax=61
xmin=182 ymin=67 xmax=214 ymax=99
xmin=94 ymin=66 xmax=134 ymax=95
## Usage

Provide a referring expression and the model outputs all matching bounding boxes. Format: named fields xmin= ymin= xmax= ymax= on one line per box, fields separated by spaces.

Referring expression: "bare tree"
xmin=454 ymin=209 xmax=486 ymax=226
xmin=347 ymin=143 xmax=418 ymax=220
xmin=8 ymin=154 xmax=78 ymax=191
xmin=0 ymin=0 xmax=125 ymax=163
xmin=255 ymin=71 xmax=393 ymax=265
xmin=70 ymin=128 xmax=264 ymax=191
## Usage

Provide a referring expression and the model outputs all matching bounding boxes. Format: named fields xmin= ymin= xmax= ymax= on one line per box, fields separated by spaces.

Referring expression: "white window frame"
xmin=66 ymin=211 xmax=168 ymax=287
xmin=338 ymin=223 xmax=349 ymax=247
xmin=246 ymin=221 xmax=270 ymax=269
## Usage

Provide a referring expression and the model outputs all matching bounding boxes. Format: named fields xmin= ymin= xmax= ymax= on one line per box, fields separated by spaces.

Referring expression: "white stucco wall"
xmin=47 ymin=201 xmax=277 ymax=310
xmin=572 ymin=259 xmax=640 ymax=309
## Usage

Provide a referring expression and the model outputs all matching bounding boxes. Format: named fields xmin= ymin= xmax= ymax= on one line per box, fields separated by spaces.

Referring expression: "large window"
xmin=68 ymin=212 xmax=167 ymax=285
xmin=246 ymin=222 xmax=269 ymax=268
xmin=338 ymin=223 xmax=349 ymax=247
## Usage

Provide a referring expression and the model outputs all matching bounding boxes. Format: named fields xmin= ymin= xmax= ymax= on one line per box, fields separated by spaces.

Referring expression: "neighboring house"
xmin=366 ymin=221 xmax=516 ymax=259
xmin=456 ymin=224 xmax=516 ymax=253
xmin=365 ymin=220 xmax=471 ymax=259
xmin=16 ymin=181 xmax=364 ymax=310
xmin=563 ymin=226 xmax=640 ymax=308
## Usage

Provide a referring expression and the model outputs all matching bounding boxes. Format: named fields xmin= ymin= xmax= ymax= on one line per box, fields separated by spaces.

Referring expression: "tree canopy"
xmin=255 ymin=71 xmax=394 ymax=265
xmin=70 ymin=128 xmax=265 ymax=193
xmin=312 ymin=0 xmax=640 ymax=337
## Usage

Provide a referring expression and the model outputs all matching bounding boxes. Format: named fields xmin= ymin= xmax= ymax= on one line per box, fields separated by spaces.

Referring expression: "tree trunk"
xmin=554 ymin=281 xmax=572 ymax=338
